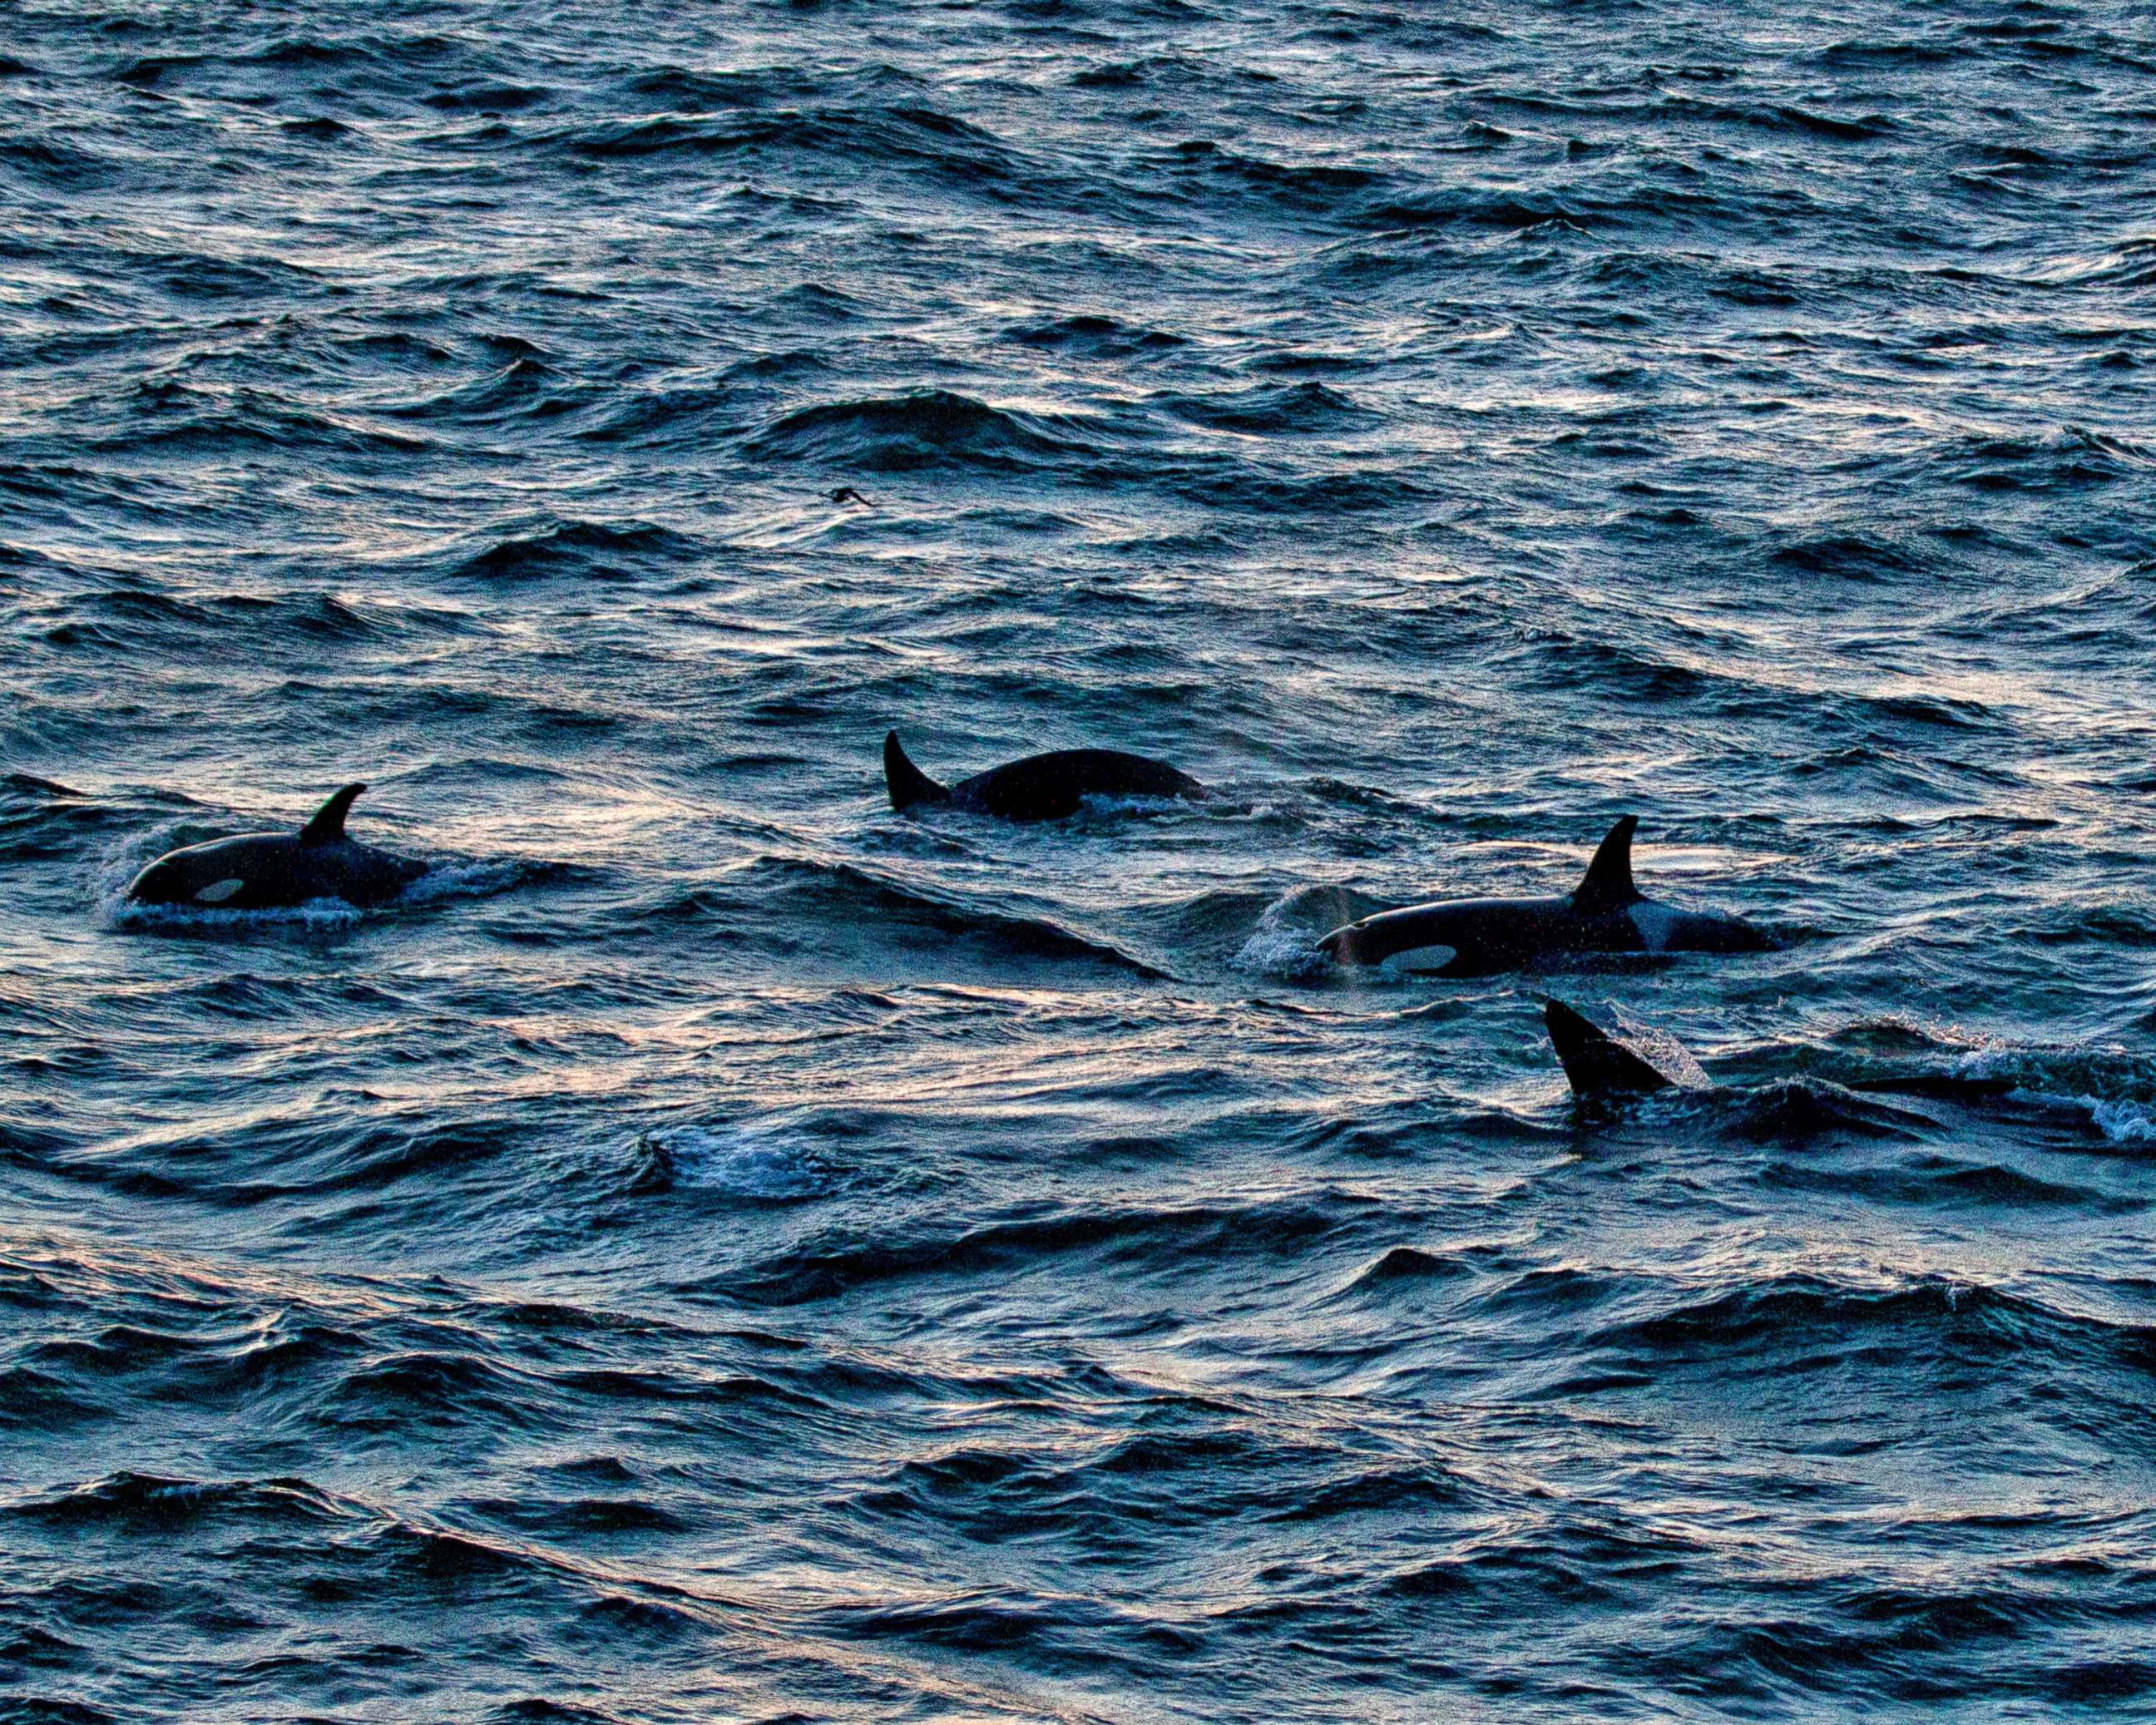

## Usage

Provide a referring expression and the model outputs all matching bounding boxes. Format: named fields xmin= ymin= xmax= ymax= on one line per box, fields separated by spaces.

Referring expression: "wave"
xmin=32 ymin=588 xmax=454 ymax=661
xmin=108 ymin=892 xmax=367 ymax=933
xmin=1936 ymin=427 xmax=2156 ymax=492
xmin=550 ymin=99 xmax=1035 ymax=197
xmin=705 ymin=1191 xmax=1377 ymax=1305
xmin=1795 ymin=1019 xmax=2156 ymax=1147
xmin=1231 ymin=883 xmax=1379 ymax=979
xmin=630 ymin=1118 xmax=843 ymax=1200
xmin=1003 ymin=312 xmax=1186 ymax=356
xmin=112 ymin=36 xmax=409 ymax=87
xmin=1331 ymin=1243 xmax=1481 ymax=1297
xmin=1594 ymin=1273 xmax=2156 ymax=1381
xmin=2087 ymin=1101 xmax=2156 ymax=1147
xmin=1352 ymin=190 xmax=1591 ymax=234
xmin=0 ymin=773 xmax=126 ymax=864
xmin=1718 ymin=1079 xmax=1939 ymax=1142
xmin=1152 ymin=379 xmax=1369 ymax=435
xmin=710 ymin=853 xmax=1174 ymax=978
xmin=448 ymin=518 xmax=701 ymax=581
xmin=421 ymin=79 xmax=552 ymax=114
xmin=1943 ymin=1040 xmax=2156 ymax=1147
xmin=3 ymin=1465 xmax=721 ymax=1655
xmin=744 ymin=389 xmax=1110 ymax=474
xmin=378 ymin=355 xmax=581 ymax=426
xmin=1151 ymin=139 xmax=1386 ymax=210
xmin=401 ymin=856 xmax=562 ymax=905
xmin=1766 ymin=531 xmax=1926 ymax=579
xmin=2038 ymin=235 xmax=2156 ymax=289
xmin=3 ymin=1471 xmax=351 ymax=1530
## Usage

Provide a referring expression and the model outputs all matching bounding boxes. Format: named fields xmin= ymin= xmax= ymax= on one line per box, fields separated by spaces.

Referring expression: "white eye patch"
xmin=194 ymin=878 xmax=247 ymax=905
xmin=1380 ymin=944 xmax=1458 ymax=975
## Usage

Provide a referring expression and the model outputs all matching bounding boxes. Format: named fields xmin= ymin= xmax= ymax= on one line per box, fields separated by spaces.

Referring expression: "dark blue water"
xmin=6 ymin=1 xmax=2156 ymax=1717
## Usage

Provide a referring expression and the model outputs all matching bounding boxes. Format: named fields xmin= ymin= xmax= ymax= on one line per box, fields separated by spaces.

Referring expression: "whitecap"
xmin=2089 ymin=1100 xmax=2156 ymax=1147
xmin=637 ymin=1120 xmax=838 ymax=1199
xmin=1231 ymin=890 xmax=1342 ymax=981
xmin=110 ymin=895 xmax=364 ymax=932
xmin=400 ymin=858 xmax=536 ymax=904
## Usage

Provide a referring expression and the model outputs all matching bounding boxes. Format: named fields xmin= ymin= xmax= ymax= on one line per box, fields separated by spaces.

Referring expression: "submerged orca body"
xmin=126 ymin=783 xmax=428 ymax=912
xmin=1317 ymin=817 xmax=1774 ymax=978
xmin=883 ymin=730 xmax=1206 ymax=823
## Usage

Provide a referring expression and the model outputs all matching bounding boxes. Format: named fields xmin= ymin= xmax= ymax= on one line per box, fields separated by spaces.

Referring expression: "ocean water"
xmin=4 ymin=0 xmax=2156 ymax=1718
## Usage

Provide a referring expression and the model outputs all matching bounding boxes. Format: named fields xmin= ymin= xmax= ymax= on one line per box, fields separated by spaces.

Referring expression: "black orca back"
xmin=883 ymin=732 xmax=1203 ymax=823
xmin=955 ymin=749 xmax=1201 ymax=823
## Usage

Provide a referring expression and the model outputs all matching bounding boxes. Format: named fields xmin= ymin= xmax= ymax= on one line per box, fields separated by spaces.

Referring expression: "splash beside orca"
xmin=1318 ymin=816 xmax=1774 ymax=977
xmin=126 ymin=783 xmax=428 ymax=912
xmin=883 ymin=730 xmax=1206 ymax=823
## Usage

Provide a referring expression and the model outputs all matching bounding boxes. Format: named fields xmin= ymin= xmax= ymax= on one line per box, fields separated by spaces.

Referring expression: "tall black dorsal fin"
xmin=299 ymin=783 xmax=366 ymax=845
xmin=1572 ymin=815 xmax=1641 ymax=911
xmin=1544 ymin=996 xmax=1707 ymax=1095
xmin=883 ymin=732 xmax=948 ymax=812
xmin=1545 ymin=997 xmax=1673 ymax=1095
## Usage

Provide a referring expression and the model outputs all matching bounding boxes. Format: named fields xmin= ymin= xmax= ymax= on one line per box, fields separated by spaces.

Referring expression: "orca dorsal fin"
xmin=1572 ymin=815 xmax=1642 ymax=912
xmin=299 ymin=783 xmax=366 ymax=846
xmin=883 ymin=732 xmax=949 ymax=812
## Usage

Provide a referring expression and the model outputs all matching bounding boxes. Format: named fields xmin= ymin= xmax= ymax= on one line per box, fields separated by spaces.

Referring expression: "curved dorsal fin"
xmin=883 ymin=731 xmax=948 ymax=812
xmin=299 ymin=783 xmax=366 ymax=845
xmin=1572 ymin=814 xmax=1641 ymax=911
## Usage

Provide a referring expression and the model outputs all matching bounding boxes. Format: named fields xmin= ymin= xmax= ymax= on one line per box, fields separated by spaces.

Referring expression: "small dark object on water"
xmin=829 ymin=487 xmax=875 ymax=507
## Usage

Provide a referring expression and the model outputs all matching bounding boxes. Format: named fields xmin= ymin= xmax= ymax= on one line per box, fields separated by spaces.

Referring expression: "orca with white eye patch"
xmin=1318 ymin=816 xmax=1775 ymax=978
xmin=126 ymin=783 xmax=430 ymax=912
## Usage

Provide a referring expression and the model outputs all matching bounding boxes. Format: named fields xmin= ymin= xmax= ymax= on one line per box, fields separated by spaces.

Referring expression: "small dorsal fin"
xmin=299 ymin=783 xmax=366 ymax=845
xmin=1572 ymin=814 xmax=1641 ymax=911
xmin=883 ymin=732 xmax=948 ymax=812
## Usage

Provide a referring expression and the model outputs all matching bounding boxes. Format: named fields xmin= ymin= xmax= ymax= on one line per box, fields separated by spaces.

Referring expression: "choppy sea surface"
xmin=5 ymin=0 xmax=2156 ymax=1718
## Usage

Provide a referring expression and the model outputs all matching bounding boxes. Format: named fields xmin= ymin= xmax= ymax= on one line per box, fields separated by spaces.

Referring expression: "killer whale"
xmin=1317 ymin=816 xmax=1774 ymax=978
xmin=126 ymin=783 xmax=428 ymax=911
xmin=1544 ymin=996 xmax=2020 ymax=1104
xmin=1544 ymin=998 xmax=1711 ymax=1095
xmin=883 ymin=730 xmax=1206 ymax=823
